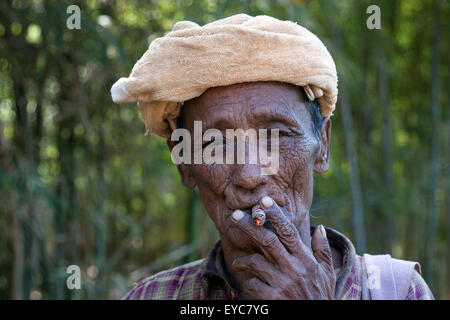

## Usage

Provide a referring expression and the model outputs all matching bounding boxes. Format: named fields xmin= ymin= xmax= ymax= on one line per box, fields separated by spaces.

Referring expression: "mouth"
xmin=228 ymin=204 xmax=277 ymax=231
xmin=230 ymin=204 xmax=256 ymax=216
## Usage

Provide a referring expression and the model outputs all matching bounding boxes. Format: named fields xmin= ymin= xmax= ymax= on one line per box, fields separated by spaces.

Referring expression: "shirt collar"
xmin=323 ymin=226 xmax=357 ymax=295
xmin=201 ymin=240 xmax=238 ymax=298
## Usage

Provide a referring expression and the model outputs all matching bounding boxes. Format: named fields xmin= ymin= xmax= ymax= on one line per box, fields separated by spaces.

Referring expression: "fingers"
xmin=231 ymin=209 xmax=286 ymax=262
xmin=259 ymin=196 xmax=310 ymax=258
xmin=232 ymin=253 xmax=279 ymax=285
xmin=311 ymin=225 xmax=334 ymax=273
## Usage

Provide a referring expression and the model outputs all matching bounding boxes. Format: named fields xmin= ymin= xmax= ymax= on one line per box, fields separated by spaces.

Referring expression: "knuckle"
xmin=277 ymin=284 xmax=286 ymax=295
xmin=274 ymin=288 xmax=284 ymax=298
xmin=312 ymin=261 xmax=323 ymax=276
xmin=264 ymin=205 xmax=283 ymax=222
xmin=247 ymin=258 xmax=258 ymax=269
xmin=246 ymin=278 xmax=258 ymax=289
xmin=242 ymin=226 xmax=258 ymax=241
xmin=261 ymin=232 xmax=278 ymax=247
xmin=250 ymin=253 xmax=264 ymax=264
xmin=280 ymin=223 xmax=297 ymax=239
xmin=294 ymin=269 xmax=308 ymax=280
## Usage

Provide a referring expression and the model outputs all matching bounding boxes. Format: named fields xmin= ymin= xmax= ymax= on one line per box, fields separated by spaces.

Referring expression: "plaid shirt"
xmin=122 ymin=226 xmax=434 ymax=300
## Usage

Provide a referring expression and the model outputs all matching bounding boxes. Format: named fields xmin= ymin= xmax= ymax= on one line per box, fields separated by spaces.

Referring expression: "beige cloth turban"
xmin=111 ymin=13 xmax=338 ymax=138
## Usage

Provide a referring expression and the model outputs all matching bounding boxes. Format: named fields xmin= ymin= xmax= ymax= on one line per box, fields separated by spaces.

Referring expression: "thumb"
xmin=311 ymin=225 xmax=334 ymax=272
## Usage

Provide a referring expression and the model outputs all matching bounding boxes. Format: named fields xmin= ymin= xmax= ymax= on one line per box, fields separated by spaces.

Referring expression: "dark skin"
xmin=168 ymin=81 xmax=339 ymax=299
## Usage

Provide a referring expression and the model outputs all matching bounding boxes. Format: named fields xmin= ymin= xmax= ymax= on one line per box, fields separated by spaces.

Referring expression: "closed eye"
xmin=266 ymin=128 xmax=296 ymax=137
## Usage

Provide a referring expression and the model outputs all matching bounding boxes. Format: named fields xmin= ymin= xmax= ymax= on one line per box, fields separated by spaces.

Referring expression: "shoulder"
xmin=122 ymin=258 xmax=206 ymax=300
xmin=362 ymin=253 xmax=434 ymax=300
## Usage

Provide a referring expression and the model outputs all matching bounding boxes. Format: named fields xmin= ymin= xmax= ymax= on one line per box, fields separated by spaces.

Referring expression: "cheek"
xmin=276 ymin=136 xmax=317 ymax=221
xmin=188 ymin=164 xmax=234 ymax=233
xmin=196 ymin=176 xmax=253 ymax=248
xmin=190 ymin=163 xmax=233 ymax=195
xmin=277 ymin=136 xmax=318 ymax=189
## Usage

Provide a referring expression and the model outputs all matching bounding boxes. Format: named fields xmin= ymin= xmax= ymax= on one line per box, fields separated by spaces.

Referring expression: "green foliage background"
xmin=0 ymin=0 xmax=448 ymax=299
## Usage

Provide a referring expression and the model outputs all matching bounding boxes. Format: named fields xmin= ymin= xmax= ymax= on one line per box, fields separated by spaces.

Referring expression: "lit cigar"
xmin=251 ymin=204 xmax=266 ymax=227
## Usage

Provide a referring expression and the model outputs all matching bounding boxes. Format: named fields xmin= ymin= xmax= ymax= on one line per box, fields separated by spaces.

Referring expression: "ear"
xmin=313 ymin=118 xmax=331 ymax=174
xmin=167 ymin=139 xmax=197 ymax=189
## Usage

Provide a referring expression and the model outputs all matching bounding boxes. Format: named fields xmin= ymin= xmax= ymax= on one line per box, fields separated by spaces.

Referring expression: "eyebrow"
xmin=201 ymin=108 xmax=300 ymax=133
xmin=202 ymin=118 xmax=233 ymax=132
xmin=251 ymin=108 xmax=300 ymax=128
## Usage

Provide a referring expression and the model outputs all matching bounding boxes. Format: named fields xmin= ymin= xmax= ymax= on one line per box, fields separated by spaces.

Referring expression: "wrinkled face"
xmin=172 ymin=81 xmax=331 ymax=253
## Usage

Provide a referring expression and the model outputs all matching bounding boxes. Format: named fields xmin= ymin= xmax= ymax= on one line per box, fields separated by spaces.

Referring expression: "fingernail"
xmin=260 ymin=196 xmax=274 ymax=209
xmin=232 ymin=210 xmax=245 ymax=221
xmin=320 ymin=225 xmax=327 ymax=238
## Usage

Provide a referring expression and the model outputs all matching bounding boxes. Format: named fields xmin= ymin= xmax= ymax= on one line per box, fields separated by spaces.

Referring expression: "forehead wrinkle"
xmin=198 ymin=98 xmax=305 ymax=131
xmin=199 ymin=103 xmax=238 ymax=131
xmin=247 ymin=87 xmax=301 ymax=111
xmin=247 ymin=98 xmax=304 ymax=128
xmin=186 ymin=83 xmax=307 ymax=130
xmin=198 ymin=95 xmax=256 ymax=130
xmin=256 ymin=89 xmax=311 ymax=126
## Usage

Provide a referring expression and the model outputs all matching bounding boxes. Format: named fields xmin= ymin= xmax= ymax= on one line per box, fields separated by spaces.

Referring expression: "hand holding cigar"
xmin=231 ymin=195 xmax=336 ymax=299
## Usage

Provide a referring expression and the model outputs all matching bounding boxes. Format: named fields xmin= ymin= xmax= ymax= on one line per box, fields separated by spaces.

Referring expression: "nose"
xmin=231 ymin=164 xmax=268 ymax=192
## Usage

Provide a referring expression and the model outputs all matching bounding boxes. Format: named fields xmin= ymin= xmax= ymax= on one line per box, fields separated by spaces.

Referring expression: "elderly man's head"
xmin=169 ymin=81 xmax=331 ymax=253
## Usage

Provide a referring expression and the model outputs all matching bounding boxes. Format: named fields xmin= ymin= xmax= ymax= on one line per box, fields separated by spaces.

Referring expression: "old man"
xmin=111 ymin=14 xmax=433 ymax=300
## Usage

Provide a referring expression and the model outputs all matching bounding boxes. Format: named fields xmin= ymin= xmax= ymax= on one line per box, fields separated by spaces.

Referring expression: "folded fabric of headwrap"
xmin=111 ymin=13 xmax=338 ymax=138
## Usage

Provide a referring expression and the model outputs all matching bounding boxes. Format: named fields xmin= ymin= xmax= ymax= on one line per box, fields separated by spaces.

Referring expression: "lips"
xmin=229 ymin=202 xmax=259 ymax=214
xmin=227 ymin=197 xmax=283 ymax=213
xmin=239 ymin=206 xmax=254 ymax=215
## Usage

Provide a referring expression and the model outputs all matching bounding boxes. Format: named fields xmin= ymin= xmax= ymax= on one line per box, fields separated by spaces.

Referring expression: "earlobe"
xmin=167 ymin=139 xmax=197 ymax=189
xmin=177 ymin=164 xmax=197 ymax=189
xmin=313 ymin=118 xmax=331 ymax=174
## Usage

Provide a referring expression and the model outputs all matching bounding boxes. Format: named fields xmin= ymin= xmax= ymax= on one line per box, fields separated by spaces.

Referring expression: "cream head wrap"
xmin=111 ymin=13 xmax=338 ymax=138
